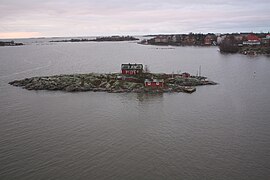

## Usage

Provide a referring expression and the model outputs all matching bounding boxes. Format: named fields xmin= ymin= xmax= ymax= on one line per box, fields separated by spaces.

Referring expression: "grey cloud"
xmin=0 ymin=0 xmax=270 ymax=37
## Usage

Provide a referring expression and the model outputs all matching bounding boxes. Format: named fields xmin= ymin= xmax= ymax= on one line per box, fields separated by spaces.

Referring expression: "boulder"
xmin=105 ymin=83 xmax=111 ymax=89
xmin=99 ymin=81 xmax=108 ymax=88
xmin=65 ymin=85 xmax=80 ymax=92
xmin=91 ymin=79 xmax=102 ymax=87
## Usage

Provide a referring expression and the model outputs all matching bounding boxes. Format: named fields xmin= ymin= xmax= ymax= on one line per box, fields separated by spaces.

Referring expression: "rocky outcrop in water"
xmin=0 ymin=41 xmax=24 ymax=46
xmin=9 ymin=73 xmax=217 ymax=93
xmin=50 ymin=36 xmax=139 ymax=43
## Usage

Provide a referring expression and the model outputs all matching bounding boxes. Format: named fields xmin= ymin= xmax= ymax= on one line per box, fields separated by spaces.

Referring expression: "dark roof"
xmin=121 ymin=63 xmax=143 ymax=70
xmin=145 ymin=79 xmax=164 ymax=83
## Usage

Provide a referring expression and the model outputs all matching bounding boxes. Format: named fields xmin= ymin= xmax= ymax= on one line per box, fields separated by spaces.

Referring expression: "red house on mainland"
xmin=243 ymin=34 xmax=261 ymax=45
xmin=121 ymin=63 xmax=143 ymax=75
xmin=144 ymin=79 xmax=164 ymax=88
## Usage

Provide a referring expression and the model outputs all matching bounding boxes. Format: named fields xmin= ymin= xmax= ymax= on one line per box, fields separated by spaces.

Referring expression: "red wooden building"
xmin=144 ymin=79 xmax=164 ymax=88
xmin=121 ymin=63 xmax=143 ymax=75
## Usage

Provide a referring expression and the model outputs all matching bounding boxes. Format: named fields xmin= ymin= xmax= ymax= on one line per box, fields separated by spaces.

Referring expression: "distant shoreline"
xmin=50 ymin=36 xmax=139 ymax=43
xmin=139 ymin=33 xmax=270 ymax=55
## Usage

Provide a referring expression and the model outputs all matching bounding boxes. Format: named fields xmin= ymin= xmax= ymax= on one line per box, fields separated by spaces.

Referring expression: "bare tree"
xmin=219 ymin=35 xmax=239 ymax=53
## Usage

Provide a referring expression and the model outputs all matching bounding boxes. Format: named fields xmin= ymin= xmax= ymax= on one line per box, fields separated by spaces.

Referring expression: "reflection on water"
xmin=136 ymin=93 xmax=164 ymax=102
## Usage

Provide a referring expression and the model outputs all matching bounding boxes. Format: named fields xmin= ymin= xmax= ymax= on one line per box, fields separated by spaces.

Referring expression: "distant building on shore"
xmin=181 ymin=72 xmax=191 ymax=78
xmin=261 ymin=34 xmax=270 ymax=45
xmin=154 ymin=36 xmax=170 ymax=43
xmin=243 ymin=34 xmax=261 ymax=45
xmin=204 ymin=34 xmax=216 ymax=45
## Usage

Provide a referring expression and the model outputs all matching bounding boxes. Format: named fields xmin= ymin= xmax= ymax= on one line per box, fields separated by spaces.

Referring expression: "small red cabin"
xmin=144 ymin=79 xmax=164 ymax=88
xmin=121 ymin=63 xmax=143 ymax=75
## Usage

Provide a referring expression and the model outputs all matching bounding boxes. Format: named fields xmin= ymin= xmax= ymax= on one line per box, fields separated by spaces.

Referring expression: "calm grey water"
xmin=1 ymin=40 xmax=270 ymax=179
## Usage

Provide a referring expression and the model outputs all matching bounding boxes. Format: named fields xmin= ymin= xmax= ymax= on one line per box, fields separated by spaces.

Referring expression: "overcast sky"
xmin=0 ymin=0 xmax=270 ymax=38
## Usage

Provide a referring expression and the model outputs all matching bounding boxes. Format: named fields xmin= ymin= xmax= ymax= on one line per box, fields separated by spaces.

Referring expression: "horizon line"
xmin=1 ymin=31 xmax=270 ymax=40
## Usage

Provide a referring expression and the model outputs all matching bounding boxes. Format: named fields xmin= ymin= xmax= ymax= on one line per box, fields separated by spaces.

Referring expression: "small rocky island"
xmin=9 ymin=64 xmax=217 ymax=93
xmin=0 ymin=41 xmax=24 ymax=46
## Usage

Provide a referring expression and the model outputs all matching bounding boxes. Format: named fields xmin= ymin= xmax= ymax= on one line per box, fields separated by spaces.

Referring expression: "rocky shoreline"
xmin=9 ymin=73 xmax=217 ymax=93
xmin=239 ymin=46 xmax=270 ymax=55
